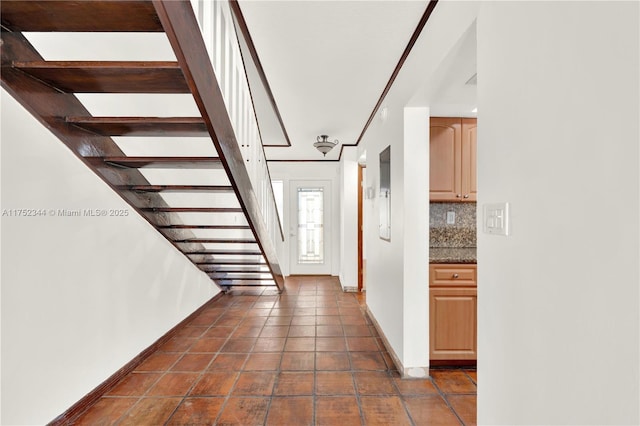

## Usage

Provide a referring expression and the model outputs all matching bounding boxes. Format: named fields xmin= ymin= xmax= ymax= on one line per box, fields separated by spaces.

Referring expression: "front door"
xmin=289 ymin=180 xmax=331 ymax=275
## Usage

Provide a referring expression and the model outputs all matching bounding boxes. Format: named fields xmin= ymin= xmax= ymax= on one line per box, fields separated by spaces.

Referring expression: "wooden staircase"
xmin=1 ymin=0 xmax=285 ymax=292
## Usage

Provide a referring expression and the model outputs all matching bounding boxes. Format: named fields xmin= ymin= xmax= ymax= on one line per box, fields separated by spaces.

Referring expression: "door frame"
xmin=288 ymin=180 xmax=332 ymax=275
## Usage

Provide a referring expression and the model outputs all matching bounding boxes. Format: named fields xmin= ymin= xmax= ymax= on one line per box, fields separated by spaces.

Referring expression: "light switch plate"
xmin=484 ymin=202 xmax=509 ymax=236
xmin=446 ymin=211 xmax=456 ymax=225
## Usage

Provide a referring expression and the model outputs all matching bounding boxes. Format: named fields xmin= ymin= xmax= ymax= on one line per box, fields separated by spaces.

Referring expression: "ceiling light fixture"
xmin=314 ymin=135 xmax=339 ymax=156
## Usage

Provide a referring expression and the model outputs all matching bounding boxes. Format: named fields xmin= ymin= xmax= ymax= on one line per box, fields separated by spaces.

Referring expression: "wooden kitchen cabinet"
xmin=430 ymin=117 xmax=477 ymax=202
xmin=429 ymin=264 xmax=477 ymax=361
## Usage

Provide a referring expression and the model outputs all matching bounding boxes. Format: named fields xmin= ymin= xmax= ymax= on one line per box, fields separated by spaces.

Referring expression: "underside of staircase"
xmin=1 ymin=0 xmax=285 ymax=292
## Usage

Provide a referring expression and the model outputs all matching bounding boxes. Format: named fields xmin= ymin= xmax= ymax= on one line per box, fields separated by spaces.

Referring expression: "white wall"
xmin=0 ymin=91 xmax=219 ymax=425
xmin=339 ymin=147 xmax=359 ymax=290
xmin=477 ymin=2 xmax=639 ymax=425
xmin=360 ymin=105 xmax=430 ymax=374
xmin=267 ymin=161 xmax=340 ymax=277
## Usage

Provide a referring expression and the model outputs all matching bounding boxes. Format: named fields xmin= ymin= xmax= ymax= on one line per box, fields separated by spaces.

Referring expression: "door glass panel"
xmin=297 ymin=188 xmax=324 ymax=264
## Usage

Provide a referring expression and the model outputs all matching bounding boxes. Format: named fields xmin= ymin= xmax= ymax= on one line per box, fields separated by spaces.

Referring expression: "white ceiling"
xmin=238 ymin=0 xmax=429 ymax=160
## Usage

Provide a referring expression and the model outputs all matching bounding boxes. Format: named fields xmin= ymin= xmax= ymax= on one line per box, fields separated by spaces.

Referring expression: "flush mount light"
xmin=314 ymin=134 xmax=339 ymax=156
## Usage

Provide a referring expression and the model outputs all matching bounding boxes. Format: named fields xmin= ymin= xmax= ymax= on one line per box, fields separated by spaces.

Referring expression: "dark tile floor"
xmin=72 ymin=276 xmax=476 ymax=425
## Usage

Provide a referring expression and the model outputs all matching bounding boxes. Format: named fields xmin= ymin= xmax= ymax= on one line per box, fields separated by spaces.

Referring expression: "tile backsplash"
xmin=430 ymin=202 xmax=477 ymax=247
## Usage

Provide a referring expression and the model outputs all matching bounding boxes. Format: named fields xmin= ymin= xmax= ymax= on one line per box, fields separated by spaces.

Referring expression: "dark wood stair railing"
xmin=0 ymin=0 xmax=285 ymax=293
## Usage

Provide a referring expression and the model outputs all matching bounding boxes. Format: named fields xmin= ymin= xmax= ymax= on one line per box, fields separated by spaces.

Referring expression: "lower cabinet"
xmin=429 ymin=264 xmax=477 ymax=361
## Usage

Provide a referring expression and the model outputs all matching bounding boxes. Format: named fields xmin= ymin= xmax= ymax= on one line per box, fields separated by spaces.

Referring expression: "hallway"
xmin=71 ymin=276 xmax=476 ymax=425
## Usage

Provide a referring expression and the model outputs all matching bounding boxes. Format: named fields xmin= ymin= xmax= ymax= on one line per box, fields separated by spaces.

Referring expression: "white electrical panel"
xmin=483 ymin=202 xmax=509 ymax=236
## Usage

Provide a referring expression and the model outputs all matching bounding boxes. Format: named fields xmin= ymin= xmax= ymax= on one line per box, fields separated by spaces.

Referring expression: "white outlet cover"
xmin=484 ymin=202 xmax=510 ymax=236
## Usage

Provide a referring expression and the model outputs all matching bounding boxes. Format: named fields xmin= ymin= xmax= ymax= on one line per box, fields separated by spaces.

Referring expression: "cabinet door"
xmin=430 ymin=287 xmax=477 ymax=360
xmin=462 ymin=118 xmax=477 ymax=202
xmin=430 ymin=118 xmax=462 ymax=201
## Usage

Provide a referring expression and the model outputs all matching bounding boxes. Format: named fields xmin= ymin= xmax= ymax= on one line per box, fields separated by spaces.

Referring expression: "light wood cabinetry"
xmin=429 ymin=264 xmax=477 ymax=361
xmin=430 ymin=117 xmax=477 ymax=202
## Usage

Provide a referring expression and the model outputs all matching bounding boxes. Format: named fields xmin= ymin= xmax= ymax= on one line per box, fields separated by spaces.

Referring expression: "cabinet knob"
xmin=463 ymin=194 xmax=469 ymax=199
xmin=456 ymin=194 xmax=461 ymax=198
xmin=453 ymin=273 xmax=459 ymax=279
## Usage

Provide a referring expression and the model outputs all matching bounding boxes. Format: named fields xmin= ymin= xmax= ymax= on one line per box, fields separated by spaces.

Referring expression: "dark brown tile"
xmin=448 ymin=394 xmax=477 ymax=426
xmin=316 ymin=337 xmax=347 ymax=352
xmin=166 ymin=397 xmax=224 ymax=425
xmin=354 ymin=371 xmax=397 ymax=395
xmin=289 ymin=325 xmax=316 ymax=337
xmin=175 ymin=326 xmax=208 ymax=338
xmin=316 ymin=352 xmax=350 ymax=371
xmin=284 ymin=337 xmax=315 ymax=351
xmin=233 ymin=371 xmax=276 ymax=396
xmin=146 ymin=372 xmax=198 ymax=397
xmin=220 ymin=338 xmax=256 ymax=353
xmin=341 ymin=315 xmax=367 ymax=325
xmin=245 ymin=308 xmax=272 ymax=317
xmin=208 ymin=353 xmax=247 ymax=371
xmin=188 ymin=337 xmax=226 ymax=353
xmin=271 ymin=308 xmax=295 ymax=316
xmin=190 ymin=372 xmax=238 ymax=396
xmin=158 ymin=337 xmax=196 ymax=352
xmin=294 ymin=307 xmax=316 ymax=316
xmin=281 ymin=352 xmax=315 ymax=371
xmin=253 ymin=337 xmax=286 ymax=352
xmin=404 ymin=395 xmax=461 ymax=425
xmin=134 ymin=353 xmax=180 ymax=372
xmin=217 ymin=397 xmax=269 ymax=425
xmin=347 ymin=337 xmax=379 ymax=351
xmin=266 ymin=397 xmax=313 ymax=426
xmin=360 ymin=396 xmax=412 ymax=426
xmin=317 ymin=325 xmax=344 ymax=337
xmin=260 ymin=325 xmax=289 ymax=337
xmin=241 ymin=316 xmax=268 ymax=327
xmin=214 ymin=314 xmax=244 ymax=327
xmin=316 ymin=315 xmax=341 ymax=325
xmin=291 ymin=316 xmax=316 ymax=325
xmin=232 ymin=325 xmax=263 ymax=337
xmin=316 ymin=371 xmax=355 ymax=395
xmin=393 ymin=377 xmax=439 ymax=396
xmin=244 ymin=353 xmax=282 ymax=371
xmin=189 ymin=312 xmax=221 ymax=326
xmin=265 ymin=316 xmax=292 ymax=326
xmin=106 ymin=373 xmax=161 ymax=396
xmin=431 ymin=370 xmax=477 ymax=394
xmin=204 ymin=326 xmax=234 ymax=338
xmin=343 ymin=324 xmax=373 ymax=336
xmin=73 ymin=397 xmax=137 ymax=425
xmin=171 ymin=353 xmax=214 ymax=372
xmin=274 ymin=372 xmax=314 ymax=395
xmin=118 ymin=397 xmax=181 ymax=426
xmin=465 ymin=369 xmax=477 ymax=383
xmin=316 ymin=396 xmax=361 ymax=426
xmin=350 ymin=351 xmax=387 ymax=370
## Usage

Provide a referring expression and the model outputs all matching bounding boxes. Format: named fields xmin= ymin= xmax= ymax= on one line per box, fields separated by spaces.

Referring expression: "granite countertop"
xmin=430 ymin=247 xmax=477 ymax=264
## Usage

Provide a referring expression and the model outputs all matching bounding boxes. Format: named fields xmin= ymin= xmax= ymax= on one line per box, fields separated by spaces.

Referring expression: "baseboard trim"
xmin=365 ymin=306 xmax=430 ymax=379
xmin=342 ymin=286 xmax=358 ymax=293
xmin=365 ymin=306 xmax=405 ymax=376
xmin=48 ymin=291 xmax=225 ymax=426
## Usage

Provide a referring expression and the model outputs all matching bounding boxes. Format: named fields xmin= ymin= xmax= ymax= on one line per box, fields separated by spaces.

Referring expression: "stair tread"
xmin=175 ymin=239 xmax=256 ymax=244
xmin=93 ymin=156 xmax=222 ymax=169
xmin=158 ymin=225 xmax=250 ymax=230
xmin=196 ymin=261 xmax=266 ymax=266
xmin=66 ymin=116 xmax=207 ymax=137
xmin=13 ymin=61 xmax=188 ymax=94
xmin=210 ymin=276 xmax=274 ymax=280
xmin=142 ymin=207 xmax=243 ymax=213
xmin=0 ymin=1 xmax=163 ymax=32
xmin=125 ymin=185 xmax=235 ymax=193
xmin=186 ymin=250 xmax=263 ymax=255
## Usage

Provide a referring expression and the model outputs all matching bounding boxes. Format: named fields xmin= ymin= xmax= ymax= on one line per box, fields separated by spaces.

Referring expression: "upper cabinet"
xmin=430 ymin=117 xmax=477 ymax=202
